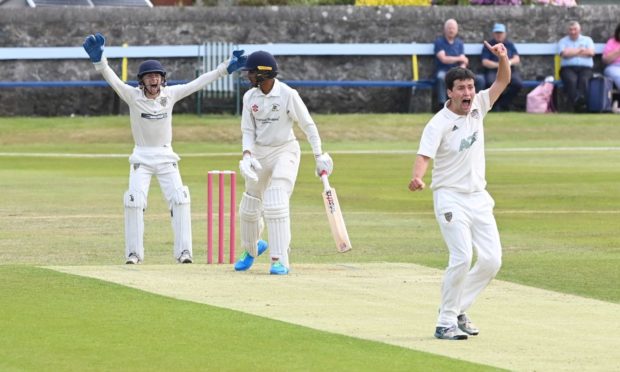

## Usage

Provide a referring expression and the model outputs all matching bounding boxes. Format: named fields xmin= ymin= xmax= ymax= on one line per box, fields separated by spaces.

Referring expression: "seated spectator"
xmin=558 ymin=21 xmax=594 ymax=112
xmin=603 ymin=23 xmax=620 ymax=90
xmin=433 ymin=18 xmax=484 ymax=109
xmin=481 ymin=23 xmax=523 ymax=111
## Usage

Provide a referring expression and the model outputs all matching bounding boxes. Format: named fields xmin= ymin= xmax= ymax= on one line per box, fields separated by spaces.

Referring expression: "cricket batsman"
xmin=82 ymin=33 xmax=246 ymax=264
xmin=409 ymin=41 xmax=510 ymax=340
xmin=234 ymin=51 xmax=333 ymax=275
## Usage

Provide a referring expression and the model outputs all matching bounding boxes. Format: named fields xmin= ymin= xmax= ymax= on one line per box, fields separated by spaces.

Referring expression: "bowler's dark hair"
xmin=615 ymin=23 xmax=620 ymax=42
xmin=445 ymin=67 xmax=476 ymax=90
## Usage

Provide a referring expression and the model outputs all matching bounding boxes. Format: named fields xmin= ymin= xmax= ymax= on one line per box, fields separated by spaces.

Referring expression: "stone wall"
xmin=0 ymin=5 xmax=618 ymax=115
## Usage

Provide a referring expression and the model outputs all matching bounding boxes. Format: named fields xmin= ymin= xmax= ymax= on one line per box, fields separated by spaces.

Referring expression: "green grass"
xmin=1 ymin=113 xmax=619 ymax=370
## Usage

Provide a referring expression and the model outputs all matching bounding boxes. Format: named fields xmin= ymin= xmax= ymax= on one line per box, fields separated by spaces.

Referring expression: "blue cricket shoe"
xmin=269 ymin=261 xmax=289 ymax=275
xmin=234 ymin=240 xmax=268 ymax=271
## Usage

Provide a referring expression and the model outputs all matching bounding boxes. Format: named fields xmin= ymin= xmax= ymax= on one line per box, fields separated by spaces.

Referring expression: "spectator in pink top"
xmin=603 ymin=23 xmax=620 ymax=90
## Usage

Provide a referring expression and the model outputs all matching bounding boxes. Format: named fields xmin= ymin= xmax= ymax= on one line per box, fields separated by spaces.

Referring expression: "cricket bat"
xmin=320 ymin=172 xmax=352 ymax=253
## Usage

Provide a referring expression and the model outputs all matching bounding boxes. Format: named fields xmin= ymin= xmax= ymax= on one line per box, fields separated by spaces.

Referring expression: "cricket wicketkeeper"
xmin=82 ymin=33 xmax=246 ymax=264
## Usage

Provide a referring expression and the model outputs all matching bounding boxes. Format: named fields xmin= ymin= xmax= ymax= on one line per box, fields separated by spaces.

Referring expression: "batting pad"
xmin=171 ymin=186 xmax=192 ymax=259
xmin=239 ymin=192 xmax=263 ymax=257
xmin=263 ymin=187 xmax=290 ymax=267
xmin=124 ymin=189 xmax=147 ymax=261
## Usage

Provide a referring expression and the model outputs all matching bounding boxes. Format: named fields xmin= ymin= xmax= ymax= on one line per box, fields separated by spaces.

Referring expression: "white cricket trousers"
xmin=126 ymin=161 xmax=187 ymax=259
xmin=243 ymin=141 xmax=301 ymax=267
xmin=433 ymin=189 xmax=502 ymax=328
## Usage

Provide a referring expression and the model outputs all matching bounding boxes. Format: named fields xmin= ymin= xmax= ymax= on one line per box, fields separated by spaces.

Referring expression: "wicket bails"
xmin=207 ymin=170 xmax=236 ymax=264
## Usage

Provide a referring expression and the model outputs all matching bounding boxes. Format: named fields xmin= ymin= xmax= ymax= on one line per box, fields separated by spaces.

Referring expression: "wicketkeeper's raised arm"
xmin=83 ymin=33 xmax=133 ymax=102
xmin=170 ymin=50 xmax=248 ymax=100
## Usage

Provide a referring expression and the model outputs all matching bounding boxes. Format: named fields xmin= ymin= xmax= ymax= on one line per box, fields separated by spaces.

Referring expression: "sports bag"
xmin=587 ymin=75 xmax=614 ymax=113
xmin=526 ymin=79 xmax=555 ymax=113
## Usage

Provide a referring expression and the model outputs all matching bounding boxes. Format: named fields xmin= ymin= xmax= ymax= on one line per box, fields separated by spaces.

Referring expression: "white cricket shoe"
xmin=434 ymin=325 xmax=468 ymax=340
xmin=125 ymin=253 xmax=140 ymax=265
xmin=457 ymin=313 xmax=480 ymax=336
xmin=178 ymin=250 xmax=193 ymax=264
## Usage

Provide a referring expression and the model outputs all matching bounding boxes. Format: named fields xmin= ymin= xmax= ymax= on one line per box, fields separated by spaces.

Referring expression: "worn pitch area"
xmin=48 ymin=263 xmax=619 ymax=372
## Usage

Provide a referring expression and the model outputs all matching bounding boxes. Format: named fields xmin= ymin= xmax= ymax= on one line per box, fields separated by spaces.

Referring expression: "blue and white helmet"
xmin=137 ymin=60 xmax=167 ymax=79
xmin=242 ymin=51 xmax=278 ymax=80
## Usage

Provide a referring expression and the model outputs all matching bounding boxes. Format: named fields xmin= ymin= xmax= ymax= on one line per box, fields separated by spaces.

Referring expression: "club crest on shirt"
xmin=271 ymin=103 xmax=280 ymax=112
xmin=471 ymin=109 xmax=480 ymax=119
xmin=159 ymin=97 xmax=168 ymax=107
xmin=444 ymin=212 xmax=453 ymax=222
xmin=252 ymin=104 xmax=259 ymax=112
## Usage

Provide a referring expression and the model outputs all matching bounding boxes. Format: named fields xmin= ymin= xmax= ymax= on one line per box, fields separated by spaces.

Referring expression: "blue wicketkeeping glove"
xmin=226 ymin=50 xmax=247 ymax=74
xmin=83 ymin=33 xmax=105 ymax=63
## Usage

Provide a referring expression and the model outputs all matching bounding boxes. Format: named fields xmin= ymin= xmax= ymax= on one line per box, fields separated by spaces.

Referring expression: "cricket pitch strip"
xmin=48 ymin=263 xmax=619 ymax=371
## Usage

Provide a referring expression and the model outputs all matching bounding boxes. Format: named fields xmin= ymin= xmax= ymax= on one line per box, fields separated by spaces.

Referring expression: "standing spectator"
xmin=481 ymin=23 xmax=523 ymax=111
xmin=558 ymin=21 xmax=595 ymax=112
xmin=433 ymin=19 xmax=484 ymax=109
xmin=602 ymin=23 xmax=620 ymax=90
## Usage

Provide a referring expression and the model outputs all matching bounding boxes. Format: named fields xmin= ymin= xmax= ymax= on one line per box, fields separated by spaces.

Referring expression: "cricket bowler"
xmin=83 ymin=33 xmax=246 ymax=264
xmin=409 ymin=41 xmax=510 ymax=340
xmin=234 ymin=51 xmax=333 ymax=275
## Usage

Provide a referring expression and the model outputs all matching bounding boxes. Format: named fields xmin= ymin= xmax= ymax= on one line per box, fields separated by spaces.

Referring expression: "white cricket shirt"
xmin=417 ymin=90 xmax=491 ymax=193
xmin=241 ymin=79 xmax=322 ymax=155
xmin=95 ymin=57 xmax=227 ymax=148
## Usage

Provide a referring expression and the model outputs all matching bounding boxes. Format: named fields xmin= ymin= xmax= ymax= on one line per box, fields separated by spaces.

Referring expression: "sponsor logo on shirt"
xmin=159 ymin=97 xmax=168 ymax=107
xmin=271 ymin=103 xmax=280 ymax=112
xmin=141 ymin=113 xmax=168 ymax=120
xmin=471 ymin=109 xmax=480 ymax=119
xmin=255 ymin=117 xmax=280 ymax=126
xmin=459 ymin=131 xmax=478 ymax=152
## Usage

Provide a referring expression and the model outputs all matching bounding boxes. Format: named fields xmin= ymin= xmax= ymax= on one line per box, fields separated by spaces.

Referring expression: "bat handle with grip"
xmin=320 ymin=171 xmax=330 ymax=192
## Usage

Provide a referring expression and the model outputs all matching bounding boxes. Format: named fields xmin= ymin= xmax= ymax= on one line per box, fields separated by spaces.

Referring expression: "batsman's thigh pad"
xmin=263 ymin=187 xmax=290 ymax=263
xmin=124 ymin=190 xmax=147 ymax=260
xmin=239 ymin=192 xmax=263 ymax=256
xmin=271 ymin=149 xmax=300 ymax=192
xmin=171 ymin=186 xmax=192 ymax=258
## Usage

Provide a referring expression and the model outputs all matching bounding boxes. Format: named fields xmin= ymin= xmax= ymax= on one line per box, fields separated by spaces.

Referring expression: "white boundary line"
xmin=1 ymin=147 xmax=620 ymax=158
xmin=2 ymin=210 xmax=618 ymax=220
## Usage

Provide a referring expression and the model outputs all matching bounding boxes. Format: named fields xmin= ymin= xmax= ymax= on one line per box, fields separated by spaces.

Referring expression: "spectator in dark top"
xmin=481 ymin=23 xmax=523 ymax=111
xmin=434 ymin=19 xmax=484 ymax=109
xmin=558 ymin=20 xmax=594 ymax=112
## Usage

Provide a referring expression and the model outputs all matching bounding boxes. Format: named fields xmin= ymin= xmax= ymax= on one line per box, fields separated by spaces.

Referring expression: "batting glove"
xmin=227 ymin=50 xmax=247 ymax=74
xmin=315 ymin=153 xmax=333 ymax=177
xmin=239 ymin=153 xmax=262 ymax=182
xmin=83 ymin=33 xmax=105 ymax=63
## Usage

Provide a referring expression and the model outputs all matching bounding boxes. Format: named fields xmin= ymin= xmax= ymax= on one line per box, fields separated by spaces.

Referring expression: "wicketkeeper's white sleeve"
xmin=168 ymin=62 xmax=227 ymax=102
xmin=94 ymin=57 xmax=134 ymax=103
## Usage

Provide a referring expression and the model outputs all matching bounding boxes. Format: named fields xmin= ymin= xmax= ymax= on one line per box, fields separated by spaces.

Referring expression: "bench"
xmin=0 ymin=42 xmax=607 ymax=112
xmin=1 ymin=42 xmax=603 ymax=84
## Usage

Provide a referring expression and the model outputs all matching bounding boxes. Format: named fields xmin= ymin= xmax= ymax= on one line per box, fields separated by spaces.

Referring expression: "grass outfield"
xmin=1 ymin=113 xmax=619 ymax=370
